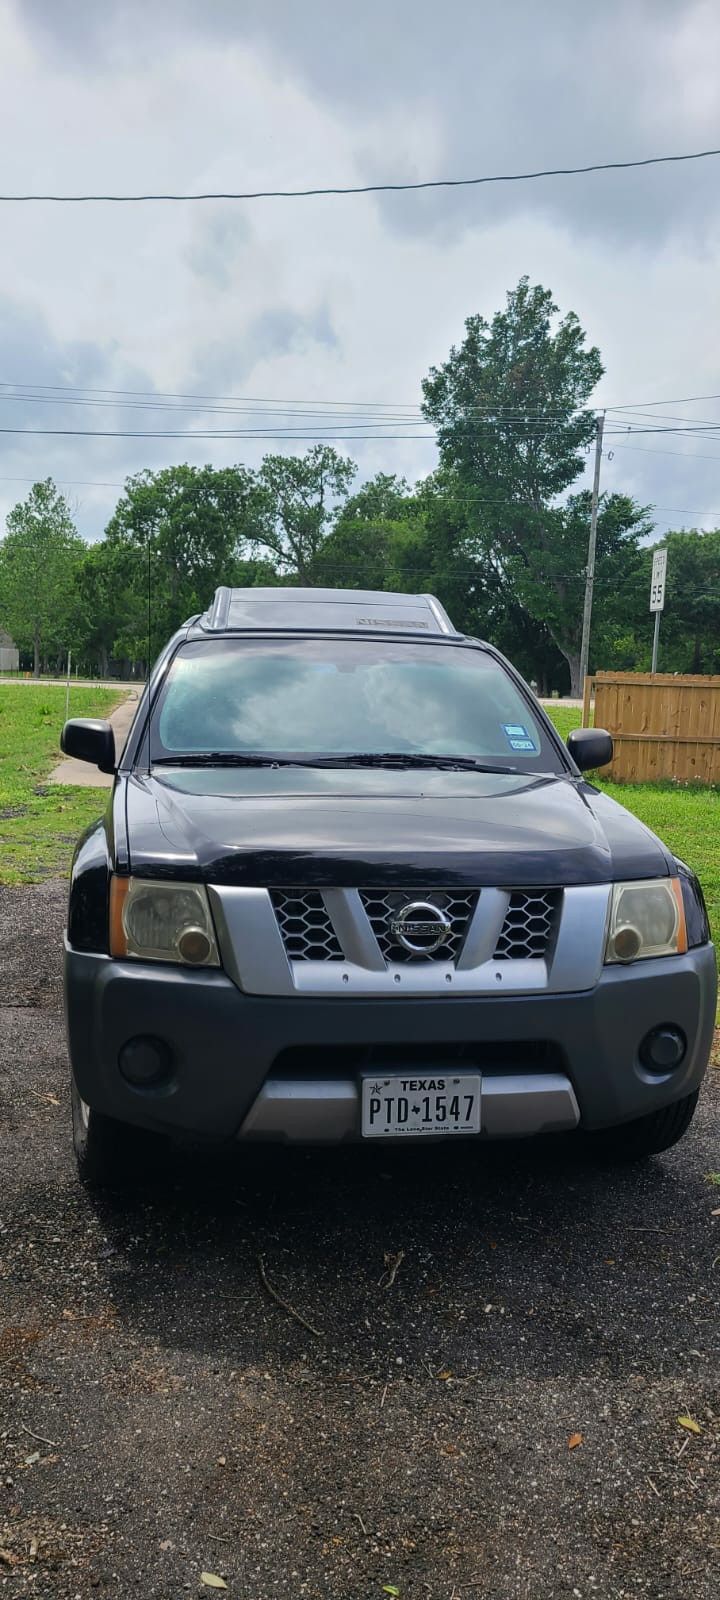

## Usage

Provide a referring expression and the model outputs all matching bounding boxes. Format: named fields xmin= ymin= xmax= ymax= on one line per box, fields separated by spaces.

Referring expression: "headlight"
xmin=604 ymin=877 xmax=687 ymax=964
xmin=675 ymin=859 xmax=711 ymax=948
xmin=110 ymin=877 xmax=220 ymax=966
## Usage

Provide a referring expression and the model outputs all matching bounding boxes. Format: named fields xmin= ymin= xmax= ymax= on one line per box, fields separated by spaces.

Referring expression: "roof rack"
xmin=199 ymin=586 xmax=458 ymax=636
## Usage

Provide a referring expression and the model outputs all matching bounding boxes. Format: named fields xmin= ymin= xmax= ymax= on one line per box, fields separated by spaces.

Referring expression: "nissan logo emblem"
xmin=390 ymin=901 xmax=452 ymax=955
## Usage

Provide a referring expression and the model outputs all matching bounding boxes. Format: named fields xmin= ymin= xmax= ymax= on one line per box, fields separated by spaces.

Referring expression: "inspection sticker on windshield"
xmin=502 ymin=723 xmax=537 ymax=753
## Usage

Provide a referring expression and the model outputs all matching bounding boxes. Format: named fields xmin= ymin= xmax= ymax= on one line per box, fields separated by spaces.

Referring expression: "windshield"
xmin=149 ymin=637 xmax=563 ymax=770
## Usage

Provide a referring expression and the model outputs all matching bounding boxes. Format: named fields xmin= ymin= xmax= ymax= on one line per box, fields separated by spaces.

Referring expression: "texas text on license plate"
xmin=361 ymin=1073 xmax=481 ymax=1138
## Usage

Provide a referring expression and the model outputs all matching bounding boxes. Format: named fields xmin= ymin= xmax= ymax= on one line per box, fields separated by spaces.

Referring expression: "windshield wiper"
xmin=151 ymin=751 xmax=527 ymax=774
xmin=151 ymin=753 xmax=301 ymax=767
xmin=280 ymin=748 xmax=521 ymax=774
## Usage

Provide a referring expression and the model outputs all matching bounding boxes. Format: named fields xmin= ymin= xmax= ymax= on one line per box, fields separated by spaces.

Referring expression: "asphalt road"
xmin=1 ymin=883 xmax=718 ymax=1599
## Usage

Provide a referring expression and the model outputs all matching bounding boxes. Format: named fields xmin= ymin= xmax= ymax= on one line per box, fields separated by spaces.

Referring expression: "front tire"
xmin=590 ymin=1090 xmax=699 ymax=1163
xmin=71 ymin=1076 xmax=150 ymax=1187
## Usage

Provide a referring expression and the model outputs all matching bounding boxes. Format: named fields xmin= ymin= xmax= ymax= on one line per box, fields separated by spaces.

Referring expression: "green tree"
xmin=316 ymin=466 xmax=571 ymax=689
xmin=254 ymin=446 xmax=356 ymax=581
xmin=507 ymin=490 xmax=652 ymax=683
xmin=339 ymin=472 xmax=414 ymax=525
xmin=0 ymin=479 xmax=84 ymax=675
xmin=316 ymin=473 xmax=423 ymax=589
xmin=413 ymin=472 xmax=569 ymax=689
xmin=643 ymin=529 xmax=720 ymax=674
xmin=422 ymin=278 xmax=605 ymax=692
xmin=71 ymin=539 xmax=148 ymax=676
xmin=104 ymin=464 xmax=263 ymax=656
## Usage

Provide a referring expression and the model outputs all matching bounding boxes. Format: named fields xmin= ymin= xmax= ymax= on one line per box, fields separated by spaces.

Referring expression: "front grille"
xmin=493 ymin=890 xmax=560 ymax=961
xmin=271 ymin=891 xmax=344 ymax=962
xmin=273 ymin=1039 xmax=563 ymax=1079
xmin=360 ymin=889 xmax=478 ymax=964
xmin=270 ymin=886 xmax=560 ymax=966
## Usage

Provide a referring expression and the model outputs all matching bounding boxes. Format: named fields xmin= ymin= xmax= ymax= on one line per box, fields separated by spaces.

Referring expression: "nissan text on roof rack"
xmin=60 ymin=586 xmax=717 ymax=1183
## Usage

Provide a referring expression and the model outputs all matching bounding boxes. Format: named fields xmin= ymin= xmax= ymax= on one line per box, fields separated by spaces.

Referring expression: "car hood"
xmin=121 ymin=766 xmax=672 ymax=888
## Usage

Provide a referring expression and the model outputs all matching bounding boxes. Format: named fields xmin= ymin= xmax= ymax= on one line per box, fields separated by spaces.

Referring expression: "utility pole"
xmin=578 ymin=411 xmax=605 ymax=695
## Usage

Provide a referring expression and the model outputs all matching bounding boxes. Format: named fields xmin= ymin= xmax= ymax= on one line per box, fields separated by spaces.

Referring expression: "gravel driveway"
xmin=1 ymin=883 xmax=718 ymax=1599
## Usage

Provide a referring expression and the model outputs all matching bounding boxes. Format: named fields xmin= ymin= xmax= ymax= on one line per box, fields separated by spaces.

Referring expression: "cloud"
xmin=187 ymin=212 xmax=253 ymax=291
xmin=0 ymin=0 xmax=718 ymax=563
xmin=188 ymin=304 xmax=340 ymax=394
xmin=19 ymin=0 xmax=720 ymax=247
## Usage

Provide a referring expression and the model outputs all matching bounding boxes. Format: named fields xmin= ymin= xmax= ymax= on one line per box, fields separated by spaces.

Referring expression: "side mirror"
xmin=61 ymin=718 xmax=116 ymax=775
xmin=567 ymin=727 xmax=613 ymax=773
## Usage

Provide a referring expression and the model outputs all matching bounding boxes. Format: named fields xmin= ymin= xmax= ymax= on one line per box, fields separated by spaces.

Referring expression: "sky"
xmin=0 ymin=0 xmax=719 ymax=544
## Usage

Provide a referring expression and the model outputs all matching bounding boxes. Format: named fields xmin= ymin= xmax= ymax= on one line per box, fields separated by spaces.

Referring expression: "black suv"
xmin=62 ymin=587 xmax=716 ymax=1183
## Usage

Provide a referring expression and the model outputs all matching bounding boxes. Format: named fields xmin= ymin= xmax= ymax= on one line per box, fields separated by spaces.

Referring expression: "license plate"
xmin=361 ymin=1073 xmax=481 ymax=1138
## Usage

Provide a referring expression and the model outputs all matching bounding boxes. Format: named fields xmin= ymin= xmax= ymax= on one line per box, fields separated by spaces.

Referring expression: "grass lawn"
xmin=0 ymin=684 xmax=121 ymax=883
xmin=543 ymin=704 xmax=583 ymax=744
xmin=544 ymin=702 xmax=720 ymax=948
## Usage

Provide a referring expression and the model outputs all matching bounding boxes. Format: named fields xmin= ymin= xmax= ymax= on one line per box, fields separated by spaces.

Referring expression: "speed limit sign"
xmin=650 ymin=548 xmax=667 ymax=612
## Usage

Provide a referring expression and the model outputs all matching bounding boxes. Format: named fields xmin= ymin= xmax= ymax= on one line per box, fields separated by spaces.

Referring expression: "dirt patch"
xmin=0 ymin=1515 xmax=112 ymax=1577
xmin=0 ymin=1325 xmax=44 ymax=1385
xmin=0 ymin=880 xmax=66 ymax=1007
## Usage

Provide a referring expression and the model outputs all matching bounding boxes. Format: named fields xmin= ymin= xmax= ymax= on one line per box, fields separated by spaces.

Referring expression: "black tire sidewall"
xmin=592 ymin=1091 xmax=699 ymax=1162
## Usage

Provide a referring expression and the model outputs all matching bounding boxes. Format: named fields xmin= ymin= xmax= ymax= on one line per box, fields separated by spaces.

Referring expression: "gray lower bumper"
xmin=64 ymin=941 xmax=717 ymax=1144
xmin=240 ymin=1073 xmax=580 ymax=1142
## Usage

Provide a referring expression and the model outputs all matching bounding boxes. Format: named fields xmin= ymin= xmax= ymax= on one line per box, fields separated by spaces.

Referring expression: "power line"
xmin=0 ymin=425 xmax=438 ymax=440
xmin=3 ymin=404 xmax=720 ymax=451
xmin=0 ymin=378 xmax=598 ymax=421
xmin=1 ymin=382 xmax=716 ymax=438
xmin=606 ymin=408 xmax=720 ymax=427
xmin=1 ymin=146 xmax=719 ymax=202
xmin=609 ymin=441 xmax=720 ymax=462
xmin=0 ymin=386 xmax=424 ymax=420
xmin=1 ymin=420 xmax=719 ymax=446
xmin=0 ymin=474 xmax=125 ymax=488
xmin=606 ymin=390 xmax=720 ymax=412
xmin=4 ymin=377 xmax=720 ymax=424
xmin=0 ymin=395 xmax=440 ymax=432
xmin=0 ymin=396 xmax=430 ymax=425
xmin=0 ymin=419 xmax=612 ymax=441
xmin=8 ymin=376 xmax=720 ymax=431
xmin=605 ymin=423 xmax=720 ymax=437
xmin=0 ymin=379 xmax=421 ymax=411
xmin=5 ymin=382 xmax=720 ymax=442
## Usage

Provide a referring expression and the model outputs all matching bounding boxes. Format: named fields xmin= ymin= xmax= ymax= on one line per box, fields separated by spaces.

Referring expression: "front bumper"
xmin=64 ymin=942 xmax=717 ymax=1143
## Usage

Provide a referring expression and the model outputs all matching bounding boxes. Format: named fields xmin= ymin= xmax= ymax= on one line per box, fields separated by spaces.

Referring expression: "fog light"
xmin=611 ymin=924 xmax=642 ymax=961
xmin=177 ymin=925 xmax=212 ymax=964
xmin=639 ymin=1026 xmax=686 ymax=1075
xmin=118 ymin=1035 xmax=172 ymax=1087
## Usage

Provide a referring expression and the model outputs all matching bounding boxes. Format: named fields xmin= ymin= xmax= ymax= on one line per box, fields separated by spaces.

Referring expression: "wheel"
xmin=589 ymin=1090 xmax=699 ymax=1163
xmin=71 ymin=1075 xmax=152 ymax=1187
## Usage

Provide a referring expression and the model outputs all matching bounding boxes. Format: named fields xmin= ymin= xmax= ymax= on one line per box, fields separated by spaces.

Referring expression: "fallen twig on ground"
xmin=257 ymin=1254 xmax=321 ymax=1337
xmin=378 ymin=1249 xmax=405 ymax=1289
xmin=19 ymin=1421 xmax=59 ymax=1449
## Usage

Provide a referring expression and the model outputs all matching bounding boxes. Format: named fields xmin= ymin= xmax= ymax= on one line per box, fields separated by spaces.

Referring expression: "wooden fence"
xmin=582 ymin=671 xmax=720 ymax=784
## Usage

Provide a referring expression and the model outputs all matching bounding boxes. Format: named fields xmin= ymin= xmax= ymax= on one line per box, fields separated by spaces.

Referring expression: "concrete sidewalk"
xmin=48 ymin=690 xmax=138 ymax=787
